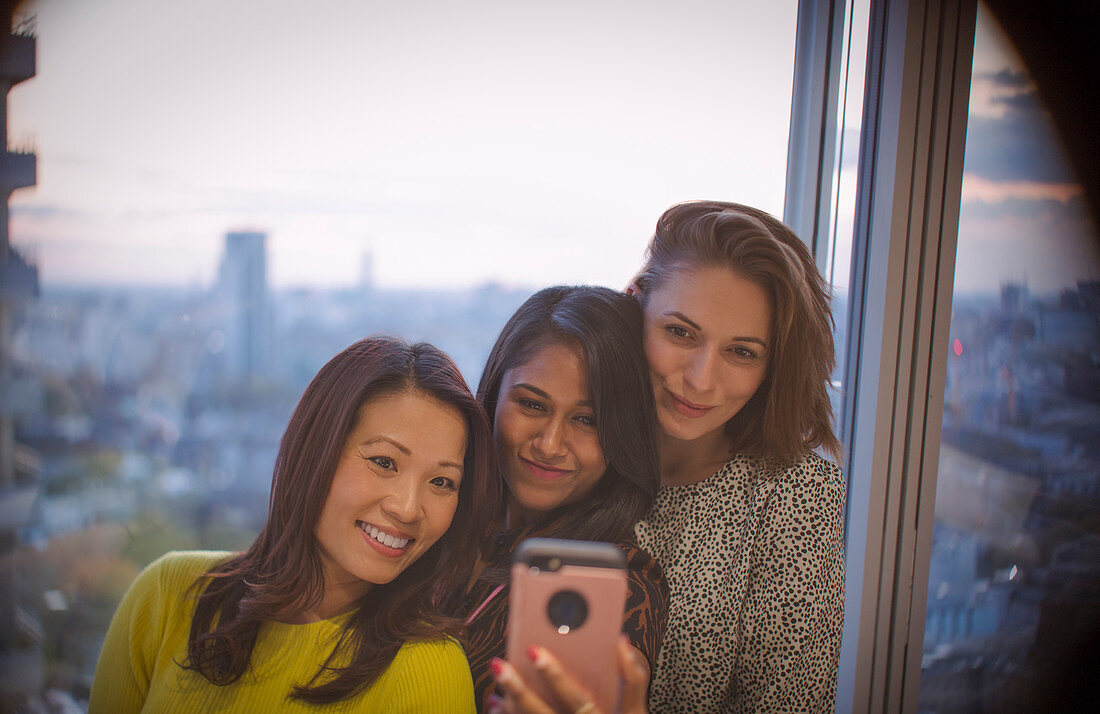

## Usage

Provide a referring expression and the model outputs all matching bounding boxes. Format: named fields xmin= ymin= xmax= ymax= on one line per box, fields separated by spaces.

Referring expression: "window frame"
xmin=785 ymin=0 xmax=978 ymax=710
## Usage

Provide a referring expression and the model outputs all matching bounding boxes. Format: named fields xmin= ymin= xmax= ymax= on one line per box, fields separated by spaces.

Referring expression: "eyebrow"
xmin=664 ymin=311 xmax=769 ymax=349
xmin=511 ymin=382 xmax=594 ymax=408
xmin=665 ymin=310 xmax=703 ymax=331
xmin=362 ymin=435 xmax=411 ymax=455
xmin=362 ymin=436 xmax=464 ymax=471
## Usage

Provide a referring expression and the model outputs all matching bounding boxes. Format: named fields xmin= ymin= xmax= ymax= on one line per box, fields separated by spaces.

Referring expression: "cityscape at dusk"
xmin=1 ymin=1 xmax=1097 ymax=711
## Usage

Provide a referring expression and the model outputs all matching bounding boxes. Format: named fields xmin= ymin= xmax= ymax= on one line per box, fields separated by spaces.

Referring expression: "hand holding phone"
xmin=506 ymin=538 xmax=628 ymax=713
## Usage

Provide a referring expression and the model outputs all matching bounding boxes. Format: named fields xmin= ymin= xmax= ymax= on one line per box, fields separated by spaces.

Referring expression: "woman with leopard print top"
xmin=628 ymin=201 xmax=846 ymax=713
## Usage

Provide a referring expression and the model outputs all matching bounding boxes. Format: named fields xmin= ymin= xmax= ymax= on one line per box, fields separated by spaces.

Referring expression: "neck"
xmin=659 ymin=426 xmax=732 ymax=487
xmin=505 ymin=495 xmax=537 ymax=531
xmin=287 ymin=571 xmax=370 ymax=624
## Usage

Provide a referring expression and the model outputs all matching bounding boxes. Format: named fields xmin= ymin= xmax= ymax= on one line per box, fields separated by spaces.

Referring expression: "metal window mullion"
xmin=882 ymin=1 xmax=976 ymax=709
xmin=834 ymin=0 xmax=893 ymax=707
xmin=899 ymin=0 xmax=977 ymax=709
xmin=837 ymin=0 xmax=977 ymax=712
xmin=883 ymin=0 xmax=941 ymax=705
xmin=839 ymin=0 xmax=920 ymax=706
xmin=785 ymin=0 xmax=847 ymax=261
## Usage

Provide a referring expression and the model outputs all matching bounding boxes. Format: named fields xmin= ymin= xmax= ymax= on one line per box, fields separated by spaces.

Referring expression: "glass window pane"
xmin=823 ymin=0 xmax=870 ymax=432
xmin=919 ymin=3 xmax=1100 ymax=710
xmin=1 ymin=1 xmax=800 ymax=708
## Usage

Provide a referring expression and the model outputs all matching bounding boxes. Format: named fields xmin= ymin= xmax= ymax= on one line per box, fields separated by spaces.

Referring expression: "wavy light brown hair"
xmin=633 ymin=200 xmax=841 ymax=465
xmin=183 ymin=336 xmax=499 ymax=703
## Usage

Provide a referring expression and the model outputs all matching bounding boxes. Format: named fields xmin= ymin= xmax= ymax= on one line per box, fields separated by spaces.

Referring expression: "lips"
xmin=666 ymin=390 xmax=714 ymax=419
xmin=519 ymin=456 xmax=571 ymax=481
xmin=356 ymin=521 xmax=413 ymax=556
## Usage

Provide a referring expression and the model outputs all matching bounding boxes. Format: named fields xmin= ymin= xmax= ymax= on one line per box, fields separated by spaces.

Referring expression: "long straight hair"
xmin=477 ymin=285 xmax=661 ymax=544
xmin=183 ymin=337 xmax=499 ymax=703
xmin=633 ymin=201 xmax=841 ymax=464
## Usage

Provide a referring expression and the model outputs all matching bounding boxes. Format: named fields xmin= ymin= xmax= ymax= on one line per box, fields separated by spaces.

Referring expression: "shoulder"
xmin=400 ymin=634 xmax=467 ymax=656
xmin=615 ymin=540 xmax=668 ymax=589
xmin=772 ymin=452 xmax=845 ymax=502
xmin=612 ymin=541 xmax=669 ymax=668
xmin=127 ymin=550 xmax=232 ymax=597
xmin=100 ymin=552 xmax=235 ymax=675
xmin=615 ymin=541 xmax=669 ymax=613
xmin=384 ymin=637 xmax=476 ymax=711
xmin=146 ymin=550 xmax=234 ymax=575
xmin=135 ymin=550 xmax=234 ymax=596
xmin=762 ymin=453 xmax=846 ymax=545
xmin=392 ymin=636 xmax=471 ymax=675
xmin=616 ymin=539 xmax=660 ymax=570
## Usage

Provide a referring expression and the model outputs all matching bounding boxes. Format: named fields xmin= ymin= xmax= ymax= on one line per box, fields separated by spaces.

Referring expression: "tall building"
xmin=359 ymin=246 xmax=374 ymax=291
xmin=216 ymin=230 xmax=271 ymax=381
xmin=0 ymin=7 xmax=36 ymax=487
xmin=0 ymin=8 xmax=42 ymax=699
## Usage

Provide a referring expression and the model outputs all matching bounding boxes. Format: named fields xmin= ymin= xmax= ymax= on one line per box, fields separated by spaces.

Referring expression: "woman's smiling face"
xmin=493 ymin=341 xmax=608 ymax=527
xmin=313 ymin=389 xmax=467 ymax=611
xmin=639 ymin=264 xmax=772 ymax=445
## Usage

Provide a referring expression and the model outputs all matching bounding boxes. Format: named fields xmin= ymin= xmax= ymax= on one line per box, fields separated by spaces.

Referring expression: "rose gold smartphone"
xmin=507 ymin=538 xmax=627 ymax=713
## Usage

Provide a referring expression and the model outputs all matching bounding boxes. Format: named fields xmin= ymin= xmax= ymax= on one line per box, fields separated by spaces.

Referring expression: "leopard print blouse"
xmin=635 ymin=452 xmax=846 ymax=713
xmin=455 ymin=523 xmax=669 ymax=712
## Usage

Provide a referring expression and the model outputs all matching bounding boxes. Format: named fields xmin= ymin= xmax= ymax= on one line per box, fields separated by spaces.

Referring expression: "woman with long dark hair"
xmin=449 ymin=285 xmax=668 ymax=712
xmin=90 ymin=336 xmax=499 ymax=712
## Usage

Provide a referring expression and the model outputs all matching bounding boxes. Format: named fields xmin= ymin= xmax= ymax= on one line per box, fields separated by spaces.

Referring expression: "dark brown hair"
xmin=477 ymin=285 xmax=660 ymax=543
xmin=633 ymin=200 xmax=841 ymax=464
xmin=183 ymin=336 xmax=499 ymax=703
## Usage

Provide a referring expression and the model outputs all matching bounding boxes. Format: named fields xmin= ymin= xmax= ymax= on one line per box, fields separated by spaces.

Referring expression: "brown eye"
xmin=430 ymin=475 xmax=458 ymax=491
xmin=369 ymin=456 xmax=397 ymax=471
xmin=665 ymin=324 xmax=690 ymax=339
xmin=728 ymin=346 xmax=759 ymax=361
xmin=518 ymin=398 xmax=546 ymax=412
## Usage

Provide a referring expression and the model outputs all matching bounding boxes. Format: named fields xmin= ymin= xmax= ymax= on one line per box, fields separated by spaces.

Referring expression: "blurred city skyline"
xmin=2 ymin=3 xmax=1098 ymax=710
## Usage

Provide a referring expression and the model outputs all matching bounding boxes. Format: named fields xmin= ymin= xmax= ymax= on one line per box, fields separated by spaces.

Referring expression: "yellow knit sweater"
xmin=89 ymin=551 xmax=475 ymax=713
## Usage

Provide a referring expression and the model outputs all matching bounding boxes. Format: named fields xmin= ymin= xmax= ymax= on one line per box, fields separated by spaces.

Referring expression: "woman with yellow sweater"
xmin=90 ymin=337 xmax=500 ymax=713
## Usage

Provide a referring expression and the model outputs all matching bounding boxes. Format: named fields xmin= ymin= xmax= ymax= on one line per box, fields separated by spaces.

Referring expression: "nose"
xmin=381 ymin=475 xmax=422 ymax=524
xmin=683 ymin=347 xmax=717 ymax=395
xmin=531 ymin=417 xmax=567 ymax=461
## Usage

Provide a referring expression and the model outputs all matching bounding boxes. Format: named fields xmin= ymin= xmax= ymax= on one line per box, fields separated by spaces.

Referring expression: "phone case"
xmin=506 ymin=538 xmax=628 ymax=713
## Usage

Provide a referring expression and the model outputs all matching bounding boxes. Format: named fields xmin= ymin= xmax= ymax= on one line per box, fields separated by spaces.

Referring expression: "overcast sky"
xmin=951 ymin=3 xmax=1098 ymax=296
xmin=8 ymin=0 xmax=799 ymax=290
xmin=8 ymin=0 xmax=1096 ymax=295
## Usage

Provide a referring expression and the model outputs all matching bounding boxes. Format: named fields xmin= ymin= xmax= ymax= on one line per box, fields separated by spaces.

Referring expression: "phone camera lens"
xmin=546 ymin=589 xmax=588 ymax=633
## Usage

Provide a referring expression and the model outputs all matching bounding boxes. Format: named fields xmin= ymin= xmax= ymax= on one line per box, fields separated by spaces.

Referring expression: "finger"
xmin=526 ymin=645 xmax=602 ymax=714
xmin=496 ymin=694 xmax=518 ymax=714
xmin=490 ymin=658 xmax=557 ymax=714
xmin=486 ymin=694 xmax=507 ymax=714
xmin=616 ymin=637 xmax=651 ymax=714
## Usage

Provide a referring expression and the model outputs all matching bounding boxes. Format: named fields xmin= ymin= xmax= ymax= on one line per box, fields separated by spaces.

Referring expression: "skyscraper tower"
xmin=216 ymin=230 xmax=270 ymax=381
xmin=0 ymin=8 xmax=36 ymax=489
xmin=0 ymin=7 xmax=42 ymax=694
